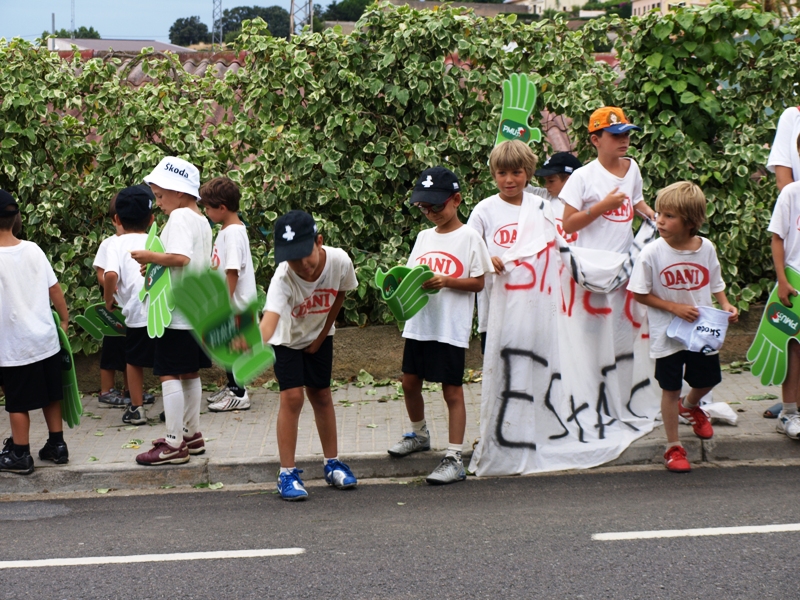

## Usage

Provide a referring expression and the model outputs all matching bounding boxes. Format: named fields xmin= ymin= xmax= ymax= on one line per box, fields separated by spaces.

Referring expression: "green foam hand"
xmin=375 ymin=264 xmax=438 ymax=323
xmin=747 ymin=266 xmax=800 ymax=386
xmin=494 ymin=73 xmax=542 ymax=147
xmin=74 ymin=303 xmax=127 ymax=340
xmin=52 ymin=312 xmax=81 ymax=429
xmin=172 ymin=270 xmax=275 ymax=386
xmin=138 ymin=223 xmax=174 ymax=339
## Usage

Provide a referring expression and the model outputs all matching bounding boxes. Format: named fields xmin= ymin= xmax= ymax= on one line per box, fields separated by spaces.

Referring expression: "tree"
xmin=42 ymin=26 xmax=101 ymax=39
xmin=169 ymin=16 xmax=210 ymax=46
xmin=216 ymin=6 xmax=291 ymax=39
xmin=321 ymin=0 xmax=372 ymax=21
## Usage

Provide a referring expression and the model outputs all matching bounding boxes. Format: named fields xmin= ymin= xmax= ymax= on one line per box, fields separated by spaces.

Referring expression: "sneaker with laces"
xmin=122 ymin=405 xmax=147 ymax=425
xmin=426 ymin=455 xmax=466 ymax=485
xmin=2 ymin=437 xmax=12 ymax=453
xmin=0 ymin=448 xmax=34 ymax=475
xmin=206 ymin=387 xmax=233 ymax=404
xmin=277 ymin=469 xmax=308 ymax=501
xmin=777 ymin=411 xmax=800 ymax=439
xmin=122 ymin=390 xmax=156 ymax=405
xmin=183 ymin=432 xmax=206 ymax=455
xmin=664 ymin=445 xmax=691 ymax=472
xmin=678 ymin=401 xmax=713 ymax=439
xmin=135 ymin=439 xmax=190 ymax=465
xmin=324 ymin=459 xmax=357 ymax=489
xmin=98 ymin=388 xmax=127 ymax=407
xmin=38 ymin=439 xmax=69 ymax=464
xmin=387 ymin=431 xmax=431 ymax=457
xmin=208 ymin=390 xmax=251 ymax=412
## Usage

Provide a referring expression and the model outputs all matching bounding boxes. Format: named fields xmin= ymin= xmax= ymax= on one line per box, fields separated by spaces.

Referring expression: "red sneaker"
xmin=183 ymin=432 xmax=205 ymax=455
xmin=136 ymin=439 xmax=189 ymax=466
xmin=664 ymin=445 xmax=691 ymax=472
xmin=678 ymin=402 xmax=713 ymax=439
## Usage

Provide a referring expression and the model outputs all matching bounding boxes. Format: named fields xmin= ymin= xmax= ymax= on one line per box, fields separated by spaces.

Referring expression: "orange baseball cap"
xmin=588 ymin=107 xmax=641 ymax=134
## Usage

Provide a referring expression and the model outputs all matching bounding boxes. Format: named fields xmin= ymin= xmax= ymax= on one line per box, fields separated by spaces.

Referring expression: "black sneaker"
xmin=0 ymin=449 xmax=34 ymax=475
xmin=38 ymin=440 xmax=69 ymax=464
xmin=122 ymin=405 xmax=147 ymax=425
xmin=1 ymin=437 xmax=12 ymax=453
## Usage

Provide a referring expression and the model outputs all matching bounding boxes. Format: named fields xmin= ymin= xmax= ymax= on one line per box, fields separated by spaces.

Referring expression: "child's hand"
xmin=230 ymin=335 xmax=250 ymax=352
xmin=671 ymin=303 xmax=699 ymax=322
xmin=599 ymin=187 xmax=628 ymax=213
xmin=778 ymin=279 xmax=797 ymax=307
xmin=60 ymin=320 xmax=68 ymax=334
xmin=422 ymin=275 xmax=449 ymax=290
xmin=722 ymin=303 xmax=739 ymax=323
xmin=491 ymin=256 xmax=505 ymax=274
xmin=130 ymin=249 xmax=151 ymax=265
xmin=104 ymin=300 xmax=116 ymax=313
xmin=304 ymin=338 xmax=323 ymax=355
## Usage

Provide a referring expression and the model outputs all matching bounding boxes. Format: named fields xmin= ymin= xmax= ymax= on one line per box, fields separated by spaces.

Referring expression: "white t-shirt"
xmin=768 ymin=181 xmax=800 ymax=272
xmin=526 ymin=185 xmax=578 ymax=244
xmin=210 ymin=224 xmax=257 ymax=311
xmin=627 ymin=237 xmax=725 ymax=359
xmin=104 ymin=233 xmax=149 ymax=328
xmin=767 ymin=106 xmax=800 ymax=181
xmin=93 ymin=235 xmax=116 ymax=271
xmin=161 ymin=207 xmax=213 ymax=330
xmin=265 ymin=246 xmax=357 ymax=350
xmin=559 ymin=157 xmax=644 ymax=254
xmin=403 ymin=225 xmax=494 ymax=348
xmin=0 ymin=241 xmax=60 ymax=366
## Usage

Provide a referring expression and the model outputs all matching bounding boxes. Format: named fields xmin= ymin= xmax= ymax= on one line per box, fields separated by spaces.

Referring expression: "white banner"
xmin=470 ymin=200 xmax=661 ymax=476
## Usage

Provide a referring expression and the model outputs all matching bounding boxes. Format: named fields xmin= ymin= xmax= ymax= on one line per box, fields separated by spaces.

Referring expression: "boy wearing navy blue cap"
xmin=258 ymin=210 xmax=359 ymax=501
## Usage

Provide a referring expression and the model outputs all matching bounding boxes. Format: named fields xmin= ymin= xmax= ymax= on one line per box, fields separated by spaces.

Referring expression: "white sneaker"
xmin=206 ymin=387 xmax=232 ymax=404
xmin=425 ymin=455 xmax=466 ymax=485
xmin=208 ymin=389 xmax=250 ymax=412
xmin=777 ymin=411 xmax=800 ymax=439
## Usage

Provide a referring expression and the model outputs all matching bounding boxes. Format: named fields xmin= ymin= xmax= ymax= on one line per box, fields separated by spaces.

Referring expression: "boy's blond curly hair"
xmin=489 ymin=140 xmax=538 ymax=181
xmin=654 ymin=181 xmax=706 ymax=236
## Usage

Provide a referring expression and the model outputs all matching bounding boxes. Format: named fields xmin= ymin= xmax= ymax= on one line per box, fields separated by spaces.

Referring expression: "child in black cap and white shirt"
xmin=388 ymin=166 xmax=493 ymax=485
xmin=258 ymin=210 xmax=358 ymax=501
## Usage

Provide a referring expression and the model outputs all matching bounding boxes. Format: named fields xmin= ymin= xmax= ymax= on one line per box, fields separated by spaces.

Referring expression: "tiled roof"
xmin=49 ymin=38 xmax=193 ymax=53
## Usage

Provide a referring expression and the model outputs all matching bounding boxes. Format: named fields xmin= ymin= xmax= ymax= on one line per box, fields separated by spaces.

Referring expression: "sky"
xmin=0 ymin=0 xmax=326 ymax=43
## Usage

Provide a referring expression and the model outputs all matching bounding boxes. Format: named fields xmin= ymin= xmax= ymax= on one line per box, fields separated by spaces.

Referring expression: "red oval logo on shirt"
xmin=291 ymin=289 xmax=337 ymax=318
xmin=416 ymin=251 xmax=464 ymax=278
xmin=602 ymin=200 xmax=633 ymax=223
xmin=556 ymin=218 xmax=577 ymax=244
xmin=493 ymin=224 xmax=518 ymax=249
xmin=659 ymin=263 xmax=709 ymax=291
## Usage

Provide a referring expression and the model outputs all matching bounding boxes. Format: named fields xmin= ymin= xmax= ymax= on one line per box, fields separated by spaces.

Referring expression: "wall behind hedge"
xmin=0 ymin=1 xmax=794 ymax=353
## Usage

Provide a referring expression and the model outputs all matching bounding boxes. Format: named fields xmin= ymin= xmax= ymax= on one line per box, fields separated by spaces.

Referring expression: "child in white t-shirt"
xmin=0 ymin=189 xmax=70 ymax=475
xmin=94 ymin=197 xmax=129 ymax=406
xmin=103 ymin=185 xmax=155 ymax=427
xmin=199 ymin=177 xmax=258 ymax=413
xmin=767 ymin=105 xmax=800 ymax=192
xmin=560 ymin=106 xmax=655 ymax=251
xmin=259 ymin=210 xmax=358 ymax=501
xmin=628 ymin=182 xmax=737 ymax=473
xmin=529 ymin=151 xmax=583 ymax=243
xmin=467 ymin=140 xmax=537 ymax=353
xmin=389 ymin=166 xmax=493 ymax=485
xmin=131 ymin=157 xmax=213 ymax=466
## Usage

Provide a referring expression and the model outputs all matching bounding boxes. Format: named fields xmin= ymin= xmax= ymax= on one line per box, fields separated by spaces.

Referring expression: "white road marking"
xmin=0 ymin=548 xmax=305 ymax=569
xmin=593 ymin=523 xmax=800 ymax=541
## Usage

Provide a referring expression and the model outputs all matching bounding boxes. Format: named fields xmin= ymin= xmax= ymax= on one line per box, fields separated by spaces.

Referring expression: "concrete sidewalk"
xmin=2 ymin=371 xmax=800 ymax=497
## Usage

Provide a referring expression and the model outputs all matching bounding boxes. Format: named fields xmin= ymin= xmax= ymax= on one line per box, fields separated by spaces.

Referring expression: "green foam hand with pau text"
xmin=74 ymin=303 xmax=127 ymax=340
xmin=52 ymin=311 xmax=81 ymax=428
xmin=494 ymin=73 xmax=542 ymax=147
xmin=375 ymin=264 xmax=438 ymax=323
xmin=138 ymin=223 xmax=174 ymax=338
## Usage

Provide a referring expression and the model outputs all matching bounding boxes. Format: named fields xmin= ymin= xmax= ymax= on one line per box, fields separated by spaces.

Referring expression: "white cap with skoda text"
xmin=144 ymin=157 xmax=201 ymax=199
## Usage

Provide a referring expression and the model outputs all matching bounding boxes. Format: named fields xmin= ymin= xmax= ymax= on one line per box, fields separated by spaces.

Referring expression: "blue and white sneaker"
xmin=324 ymin=459 xmax=358 ymax=489
xmin=277 ymin=468 xmax=308 ymax=501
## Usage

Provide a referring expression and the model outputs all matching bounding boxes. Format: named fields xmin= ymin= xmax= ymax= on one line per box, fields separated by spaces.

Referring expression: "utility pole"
xmin=289 ymin=0 xmax=313 ymax=36
xmin=212 ymin=0 xmax=223 ymax=49
xmin=71 ymin=0 xmax=75 ymax=39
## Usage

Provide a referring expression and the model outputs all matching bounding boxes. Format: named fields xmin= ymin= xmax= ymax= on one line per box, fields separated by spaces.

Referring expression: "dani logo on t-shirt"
xmin=555 ymin=218 xmax=577 ymax=244
xmin=210 ymin=246 xmax=221 ymax=270
xmin=659 ymin=262 xmax=709 ymax=291
xmin=602 ymin=199 xmax=633 ymax=222
xmin=493 ymin=224 xmax=517 ymax=249
xmin=291 ymin=288 xmax=337 ymax=318
xmin=416 ymin=251 xmax=464 ymax=278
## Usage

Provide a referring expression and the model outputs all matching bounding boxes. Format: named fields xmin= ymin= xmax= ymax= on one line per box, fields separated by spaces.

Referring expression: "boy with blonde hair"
xmin=628 ymin=182 xmax=737 ymax=472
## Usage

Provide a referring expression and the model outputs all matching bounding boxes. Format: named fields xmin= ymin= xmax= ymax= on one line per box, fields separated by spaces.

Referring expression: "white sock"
xmin=181 ymin=378 xmax=202 ymax=438
xmin=446 ymin=444 xmax=462 ymax=460
xmin=161 ymin=379 xmax=184 ymax=446
xmin=665 ymin=441 xmax=683 ymax=451
xmin=681 ymin=397 xmax=698 ymax=409
xmin=411 ymin=420 xmax=428 ymax=437
xmin=783 ymin=402 xmax=798 ymax=414
xmin=280 ymin=466 xmax=296 ymax=474
xmin=324 ymin=456 xmax=338 ymax=466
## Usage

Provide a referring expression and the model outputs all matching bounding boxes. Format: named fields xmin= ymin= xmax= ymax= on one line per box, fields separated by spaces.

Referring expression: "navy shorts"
xmin=654 ymin=350 xmax=722 ymax=392
xmin=273 ymin=335 xmax=334 ymax=391
xmin=0 ymin=351 xmax=63 ymax=413
xmin=100 ymin=334 xmax=127 ymax=371
xmin=153 ymin=328 xmax=212 ymax=376
xmin=126 ymin=326 xmax=155 ymax=368
xmin=402 ymin=339 xmax=465 ymax=387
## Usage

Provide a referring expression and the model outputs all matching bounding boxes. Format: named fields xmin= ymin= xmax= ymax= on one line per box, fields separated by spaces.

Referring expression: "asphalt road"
xmin=1 ymin=465 xmax=799 ymax=599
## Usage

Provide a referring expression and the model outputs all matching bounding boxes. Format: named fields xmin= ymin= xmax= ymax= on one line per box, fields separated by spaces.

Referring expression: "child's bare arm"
xmin=632 ymin=292 xmax=699 ymax=323
xmin=561 ymin=187 xmax=628 ymax=234
xmin=103 ymin=271 xmax=119 ymax=311
xmin=225 ymin=269 xmax=239 ymax=298
xmin=491 ymin=256 xmax=505 ymax=274
xmin=633 ymin=200 xmax=655 ymax=220
xmin=772 ymin=233 xmax=797 ymax=307
xmin=95 ymin=267 xmax=105 ymax=289
xmin=258 ymin=311 xmax=281 ymax=346
xmin=775 ymin=165 xmax=794 ymax=192
xmin=713 ymin=291 xmax=739 ymax=322
xmin=49 ymin=283 xmax=69 ymax=332
xmin=423 ymin=274 xmax=484 ymax=293
xmin=130 ymin=250 xmax=190 ymax=268
xmin=305 ymin=291 xmax=347 ymax=355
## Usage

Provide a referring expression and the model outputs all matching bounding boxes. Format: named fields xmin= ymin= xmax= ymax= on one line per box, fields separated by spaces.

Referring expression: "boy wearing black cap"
xmin=530 ymin=151 xmax=583 ymax=243
xmin=0 ymin=190 xmax=70 ymax=474
xmin=103 ymin=185 xmax=156 ymax=426
xmin=388 ymin=167 xmax=493 ymax=485
xmin=258 ymin=210 xmax=358 ymax=501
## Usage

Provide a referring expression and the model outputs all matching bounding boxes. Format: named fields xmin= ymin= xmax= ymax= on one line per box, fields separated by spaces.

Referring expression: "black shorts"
xmin=126 ymin=326 xmax=155 ymax=368
xmin=100 ymin=334 xmax=127 ymax=371
xmin=0 ymin=351 xmax=63 ymax=413
xmin=153 ymin=328 xmax=212 ymax=376
xmin=273 ymin=335 xmax=333 ymax=391
xmin=402 ymin=339 xmax=465 ymax=387
xmin=654 ymin=350 xmax=722 ymax=392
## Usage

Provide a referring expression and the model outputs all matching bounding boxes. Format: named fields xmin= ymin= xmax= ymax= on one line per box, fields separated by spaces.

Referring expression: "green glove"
xmin=75 ymin=303 xmax=127 ymax=340
xmin=747 ymin=266 xmax=800 ymax=386
xmin=52 ymin=312 xmax=81 ymax=429
xmin=138 ymin=223 xmax=174 ymax=339
xmin=172 ymin=270 xmax=275 ymax=387
xmin=375 ymin=264 xmax=439 ymax=323
xmin=494 ymin=73 xmax=542 ymax=146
